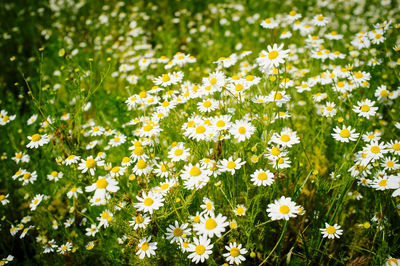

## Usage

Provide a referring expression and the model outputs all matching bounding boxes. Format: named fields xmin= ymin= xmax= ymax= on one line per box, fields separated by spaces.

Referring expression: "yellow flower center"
xmin=71 ymin=187 xmax=77 ymax=192
xmin=236 ymin=207 xmax=245 ymax=215
xmin=206 ymin=202 xmax=213 ymax=210
xmin=238 ymin=127 xmax=246 ymax=134
xmin=0 ymin=195 xmax=5 ymax=201
xmin=111 ymin=166 xmax=120 ymax=173
xmin=235 ymin=84 xmax=243 ymax=91
xmin=173 ymin=228 xmax=183 ymax=237
xmin=274 ymin=92 xmax=283 ymax=100
xmin=360 ymin=105 xmax=370 ymax=112
xmin=31 ymin=134 xmax=41 ymax=142
xmin=392 ymin=143 xmax=400 ymax=151
xmin=268 ymin=51 xmax=279 ymax=60
xmin=210 ymin=78 xmax=217 ymax=85
xmin=160 ymin=183 xmax=169 ymax=190
xmin=67 ymin=155 xmax=75 ymax=160
xmin=193 ymin=215 xmax=201 ymax=223
xmin=196 ymin=126 xmax=206 ymax=134
xmin=23 ymin=173 xmax=31 ymax=179
xmin=144 ymin=198 xmax=153 ymax=206
xmin=137 ymin=159 xmax=147 ymax=169
xmin=195 ymin=245 xmax=206 ymax=255
xmin=162 ymin=74 xmax=170 ymax=82
xmin=216 ymin=120 xmax=225 ymax=127
xmin=257 ymin=172 xmax=267 ymax=180
xmin=203 ymin=101 xmax=212 ymax=108
xmin=122 ymin=157 xmax=130 ymax=163
xmin=205 ymin=218 xmax=217 ymax=230
xmin=246 ymin=75 xmax=254 ymax=81
xmin=279 ymin=205 xmax=290 ymax=214
xmin=227 ymin=161 xmax=236 ymax=169
xmin=143 ymin=124 xmax=153 ymax=132
xmin=230 ymin=247 xmax=240 ymax=257
xmin=141 ymin=242 xmax=149 ymax=251
xmin=86 ymin=158 xmax=96 ymax=168
xmin=96 ymin=178 xmax=108 ymax=189
xmin=189 ymin=166 xmax=201 ymax=177
xmin=265 ymin=18 xmax=271 ymax=23
xmin=134 ymin=147 xmax=144 ymax=156
xmin=16 ymin=153 xmax=23 ymax=159
xmin=114 ymin=137 xmax=120 ymax=142
xmin=280 ymin=134 xmax=290 ymax=142
xmin=136 ymin=215 xmax=144 ymax=224
xmin=386 ymin=161 xmax=394 ymax=167
xmin=51 ymin=171 xmax=58 ymax=177
xmin=354 ymin=72 xmax=363 ymax=79
xmin=380 ymin=90 xmax=388 ymax=97
xmin=317 ymin=15 xmax=324 ymax=21
xmin=378 ymin=180 xmax=387 ymax=187
xmin=326 ymin=226 xmax=336 ymax=234
xmin=326 ymin=106 xmax=333 ymax=111
xmin=370 ymin=146 xmax=380 ymax=154
xmin=339 ymin=129 xmax=350 ymax=138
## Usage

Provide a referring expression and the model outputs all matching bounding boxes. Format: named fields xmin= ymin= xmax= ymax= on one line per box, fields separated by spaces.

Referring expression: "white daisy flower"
xmin=332 ymin=125 xmax=360 ymax=142
xmin=187 ymin=235 xmax=213 ymax=264
xmin=223 ymin=242 xmax=247 ymax=265
xmin=250 ymin=169 xmax=275 ymax=186
xmin=320 ymin=223 xmax=343 ymax=239
xmin=136 ymin=236 xmax=157 ymax=259
xmin=266 ymin=196 xmax=301 ymax=221
xmin=193 ymin=213 xmax=229 ymax=238
xmin=26 ymin=133 xmax=51 ymax=149
xmin=133 ymin=191 xmax=164 ymax=214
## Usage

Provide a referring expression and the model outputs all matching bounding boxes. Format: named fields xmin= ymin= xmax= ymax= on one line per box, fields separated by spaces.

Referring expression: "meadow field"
xmin=0 ymin=0 xmax=400 ymax=265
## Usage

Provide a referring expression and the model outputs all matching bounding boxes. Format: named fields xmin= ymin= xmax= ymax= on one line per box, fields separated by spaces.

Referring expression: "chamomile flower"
xmin=229 ymin=120 xmax=256 ymax=142
xmin=168 ymin=143 xmax=190 ymax=162
xmin=233 ymin=205 xmax=246 ymax=216
xmin=223 ymin=242 xmax=247 ymax=265
xmin=65 ymin=155 xmax=80 ymax=165
xmin=270 ymin=128 xmax=300 ymax=147
xmin=266 ymin=196 xmax=301 ymax=221
xmin=57 ymin=242 xmax=72 ymax=254
xmin=67 ymin=186 xmax=82 ymax=199
xmin=381 ymin=157 xmax=400 ymax=171
xmin=187 ymin=235 xmax=213 ymax=264
xmin=332 ymin=125 xmax=360 ymax=142
xmin=218 ymin=157 xmax=246 ymax=175
xmin=165 ymin=221 xmax=191 ymax=244
xmin=136 ymin=236 xmax=157 ymax=259
xmin=181 ymin=163 xmax=210 ymax=190
xmin=200 ymin=197 xmax=215 ymax=215
xmin=78 ymin=156 xmax=104 ymax=175
xmin=47 ymin=171 xmax=63 ymax=182
xmin=250 ymin=169 xmax=275 ymax=186
xmin=85 ymin=176 xmax=119 ymax=205
xmin=129 ymin=213 xmax=151 ymax=230
xmin=132 ymin=159 xmax=152 ymax=176
xmin=12 ymin=152 xmax=30 ymax=164
xmin=85 ymin=224 xmax=98 ymax=237
xmin=29 ymin=194 xmax=44 ymax=211
xmin=0 ymin=194 xmax=9 ymax=205
xmin=257 ymin=43 xmax=289 ymax=68
xmin=260 ymin=18 xmax=278 ymax=29
xmin=194 ymin=213 xmax=229 ymax=238
xmin=312 ymin=14 xmax=329 ymax=26
xmin=26 ymin=133 xmax=50 ymax=149
xmin=133 ymin=191 xmax=164 ymax=214
xmin=97 ymin=210 xmax=113 ymax=228
xmin=320 ymin=223 xmax=343 ymax=239
xmin=197 ymin=98 xmax=219 ymax=113
xmin=353 ymin=99 xmax=378 ymax=119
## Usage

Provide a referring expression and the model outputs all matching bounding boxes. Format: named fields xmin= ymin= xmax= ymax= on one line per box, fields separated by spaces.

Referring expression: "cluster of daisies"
xmin=1 ymin=0 xmax=400 ymax=264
